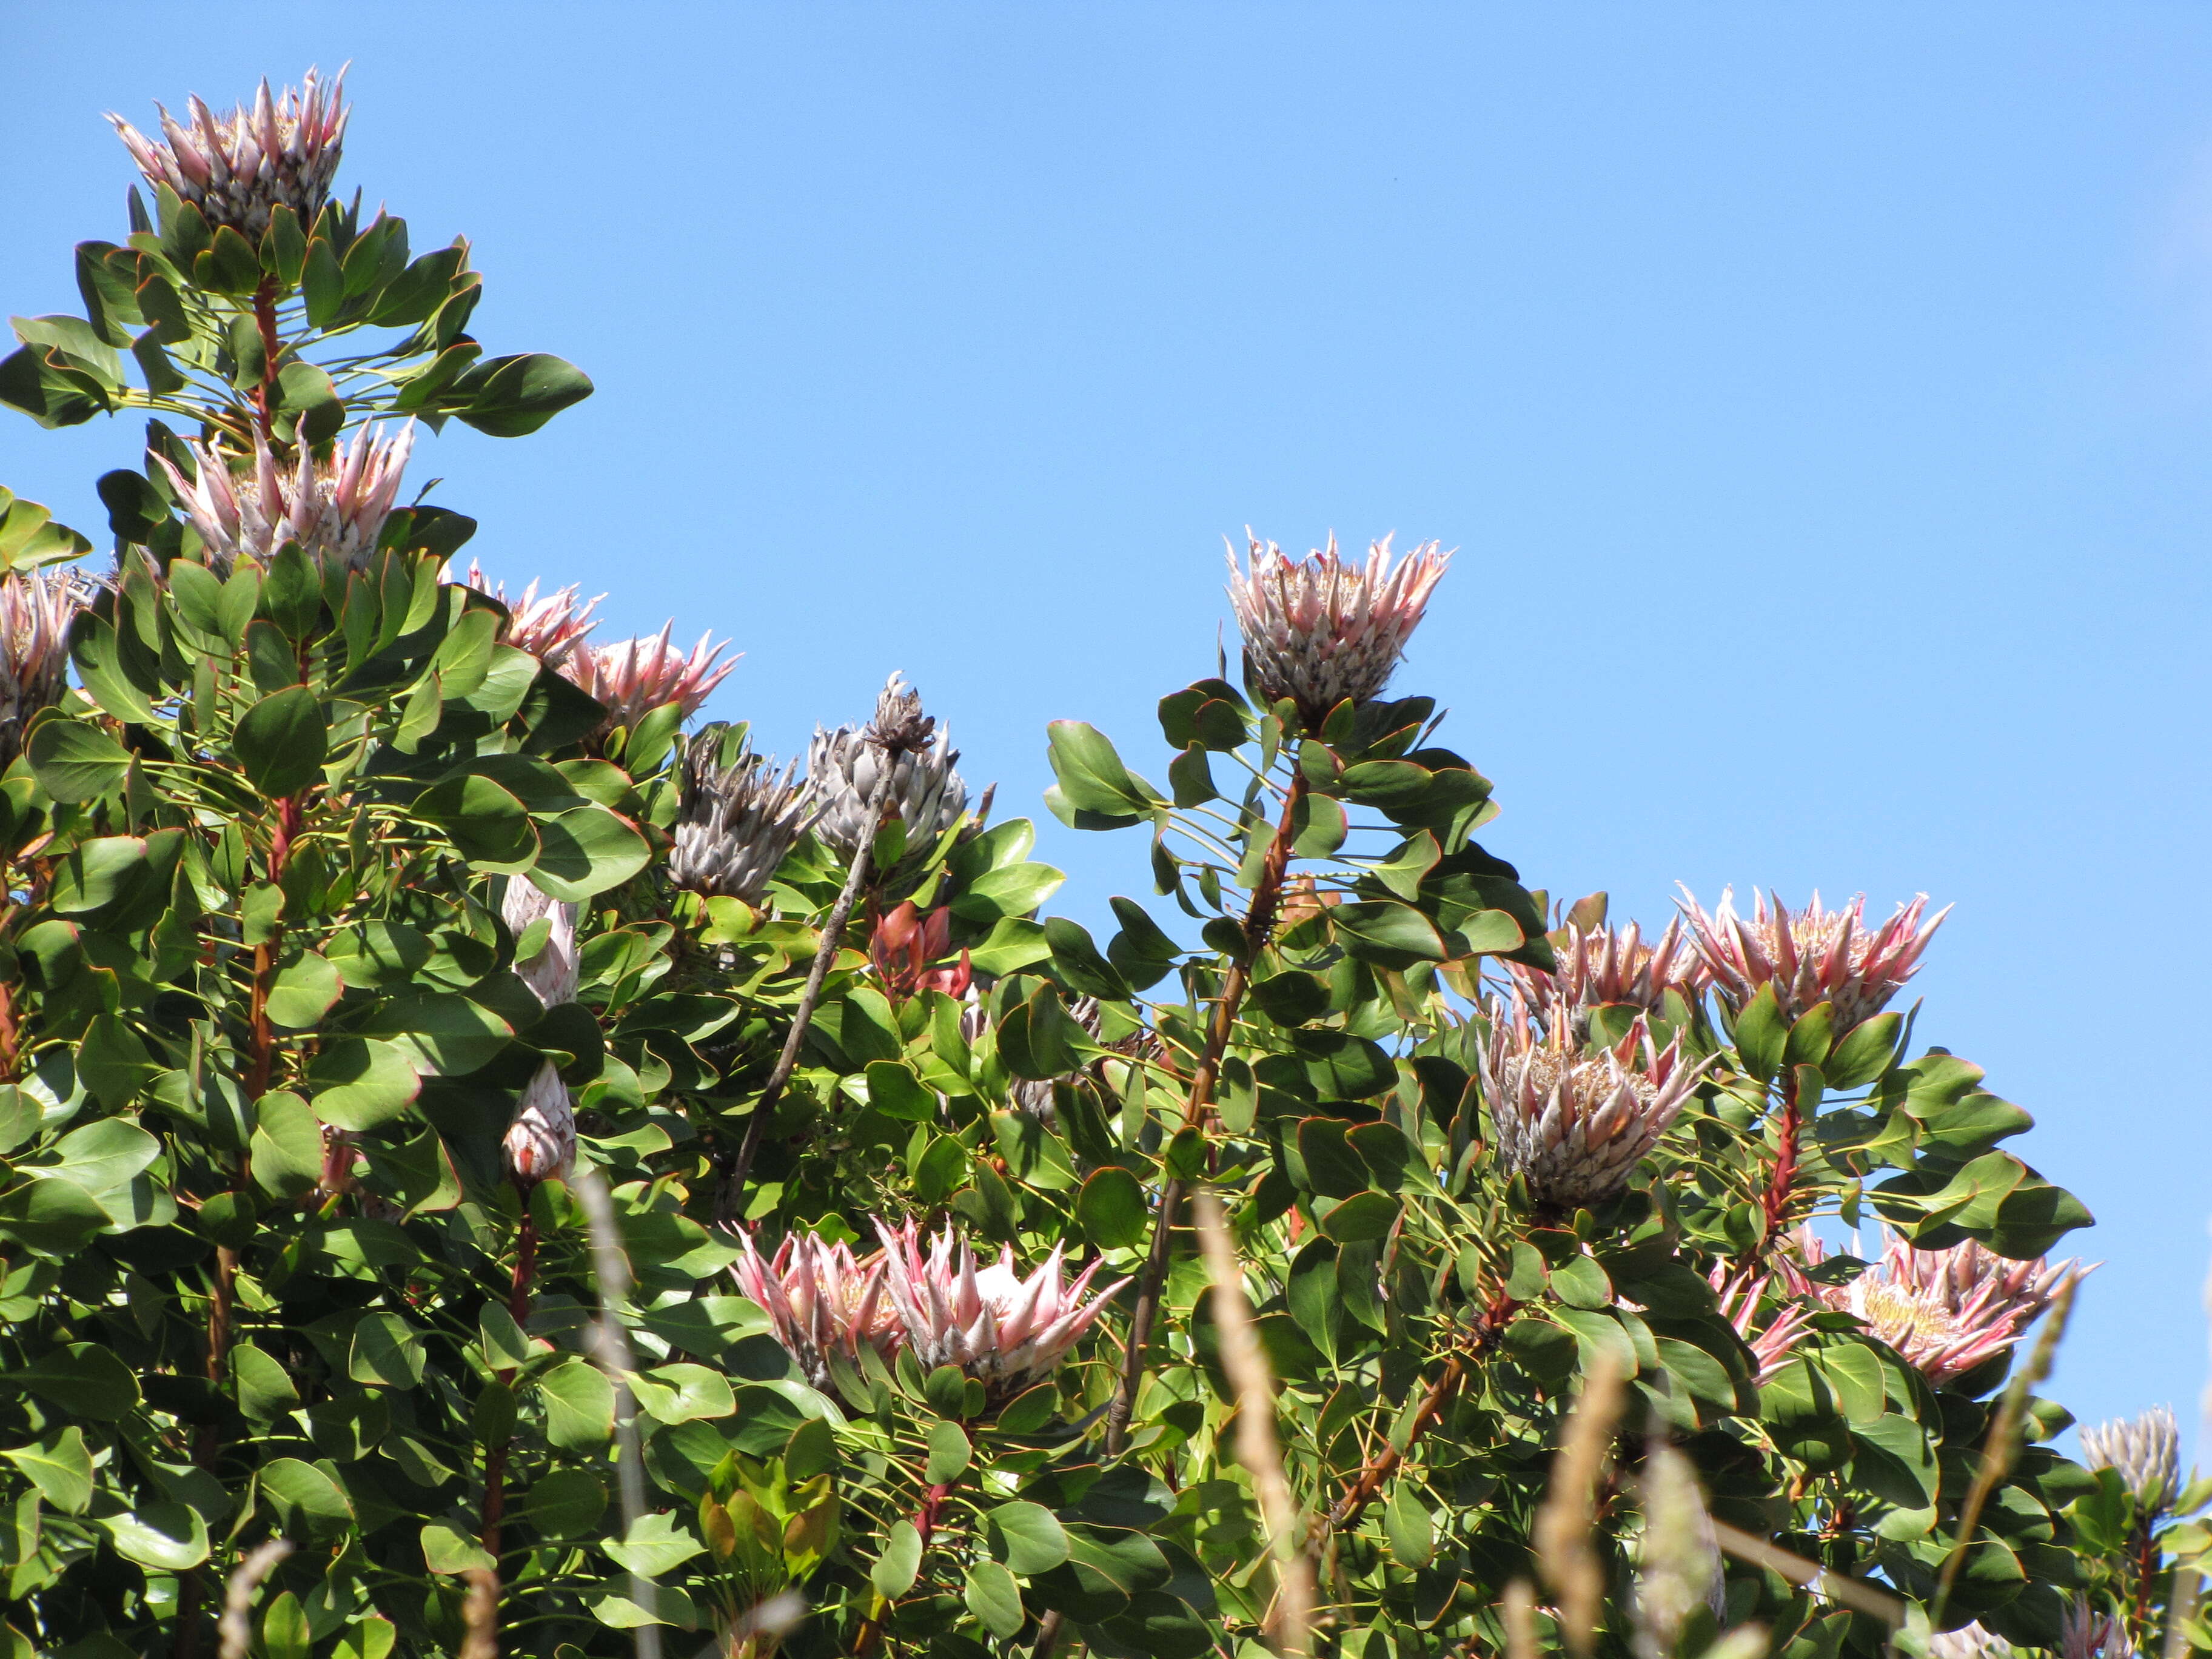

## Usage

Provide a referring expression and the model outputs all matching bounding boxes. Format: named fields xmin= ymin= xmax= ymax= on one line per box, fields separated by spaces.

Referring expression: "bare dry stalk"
xmin=215 ymin=1539 xmax=293 ymax=1659
xmin=459 ymin=1568 xmax=500 ymax=1659
xmin=571 ymin=1159 xmax=664 ymax=1659
xmin=1533 ymin=1348 xmax=1626 ymax=1658
xmin=1194 ymin=1191 xmax=1315 ymax=1658
xmin=1502 ymin=1578 xmax=1539 ymax=1659
xmin=1708 ymin=1521 xmax=1903 ymax=1625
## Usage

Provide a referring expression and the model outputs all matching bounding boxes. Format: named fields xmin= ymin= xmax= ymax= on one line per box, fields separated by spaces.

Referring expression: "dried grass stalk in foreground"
xmin=216 ymin=1538 xmax=293 ymax=1659
xmin=1193 ymin=1191 xmax=1315 ymax=1658
xmin=1534 ymin=1348 xmax=1626 ymax=1658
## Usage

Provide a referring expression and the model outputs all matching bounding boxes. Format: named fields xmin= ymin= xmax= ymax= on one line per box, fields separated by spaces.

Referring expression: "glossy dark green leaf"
xmin=235 ymin=686 xmax=328 ymax=797
xmin=27 ymin=717 xmax=130 ymax=802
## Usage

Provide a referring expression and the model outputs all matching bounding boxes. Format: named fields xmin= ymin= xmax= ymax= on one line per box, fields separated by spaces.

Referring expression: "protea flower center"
xmin=1809 ymin=1230 xmax=2080 ymax=1387
xmin=159 ymin=425 xmax=415 ymax=575
xmin=1225 ymin=531 xmax=1450 ymax=726
xmin=733 ymin=1232 xmax=902 ymax=1390
xmin=876 ymin=1222 xmax=1127 ymax=1401
xmin=110 ymin=69 xmax=349 ymax=238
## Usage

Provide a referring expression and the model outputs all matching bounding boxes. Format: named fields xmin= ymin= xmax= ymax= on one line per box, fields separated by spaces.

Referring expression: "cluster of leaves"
xmin=0 ymin=75 xmax=2173 ymax=1659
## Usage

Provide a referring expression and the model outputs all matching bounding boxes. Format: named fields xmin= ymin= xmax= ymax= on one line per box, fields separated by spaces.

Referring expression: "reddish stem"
xmin=484 ymin=1207 xmax=541 ymax=1561
xmin=1758 ymin=1068 xmax=1803 ymax=1244
xmin=250 ymin=279 xmax=282 ymax=440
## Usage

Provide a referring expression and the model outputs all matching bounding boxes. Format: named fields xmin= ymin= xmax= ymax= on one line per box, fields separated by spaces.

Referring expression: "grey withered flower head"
xmin=110 ymin=67 xmax=349 ymax=240
xmin=808 ymin=673 xmax=971 ymax=861
xmin=669 ymin=729 xmax=819 ymax=905
xmin=1225 ymin=531 xmax=1451 ymax=725
xmin=2079 ymin=1406 xmax=2182 ymax=1517
xmin=0 ymin=568 xmax=94 ymax=769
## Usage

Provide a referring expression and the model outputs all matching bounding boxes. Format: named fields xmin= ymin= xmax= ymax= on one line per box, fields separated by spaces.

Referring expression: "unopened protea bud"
xmin=1632 ymin=1443 xmax=1721 ymax=1659
xmin=1225 ymin=531 xmax=1450 ymax=725
xmin=1478 ymin=994 xmax=1715 ymax=1207
xmin=158 ymin=424 xmax=414 ymax=576
xmin=1811 ymin=1229 xmax=2081 ymax=1387
xmin=871 ymin=902 xmax=971 ymax=1002
xmin=2060 ymin=1600 xmax=2135 ymax=1659
xmin=876 ymin=1221 xmax=1128 ymax=1400
xmin=1710 ymin=1265 xmax=1814 ymax=1384
xmin=110 ymin=69 xmax=349 ymax=240
xmin=460 ymin=562 xmax=603 ymax=669
xmin=808 ymin=676 xmax=970 ymax=861
xmin=1509 ymin=916 xmax=1705 ymax=1034
xmin=562 ymin=624 xmax=737 ymax=742
xmin=0 ymin=568 xmax=92 ymax=768
xmin=503 ymin=876 xmax=578 ymax=1008
xmin=503 ymin=1061 xmax=575 ymax=1187
xmin=1677 ymin=886 xmax=1946 ymax=1034
xmin=732 ymin=1230 xmax=903 ymax=1390
xmin=2079 ymin=1406 xmax=2181 ymax=1517
xmin=669 ymin=732 xmax=816 ymax=905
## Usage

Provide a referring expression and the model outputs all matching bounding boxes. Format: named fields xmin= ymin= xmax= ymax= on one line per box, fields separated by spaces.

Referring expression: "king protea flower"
xmin=110 ymin=69 xmax=349 ymax=239
xmin=1509 ymin=916 xmax=1705 ymax=1034
xmin=1709 ymin=1265 xmax=1814 ymax=1384
xmin=159 ymin=424 xmax=414 ymax=576
xmin=876 ymin=1221 xmax=1128 ymax=1399
xmin=871 ymin=902 xmax=972 ymax=1001
xmin=503 ymin=1060 xmax=575 ymax=1187
xmin=1677 ymin=886 xmax=1947 ymax=1034
xmin=1225 ymin=531 xmax=1450 ymax=725
xmin=668 ymin=734 xmax=817 ymax=905
xmin=563 ymin=623 xmax=737 ymax=742
xmin=1811 ymin=1229 xmax=2081 ymax=1387
xmin=460 ymin=561 xmax=603 ymax=670
xmin=2060 ymin=1600 xmax=2135 ymax=1659
xmin=2079 ymin=1406 xmax=2182 ymax=1517
xmin=503 ymin=876 xmax=578 ymax=1009
xmin=808 ymin=675 xmax=970 ymax=861
xmin=0 ymin=568 xmax=93 ymax=768
xmin=1478 ymin=994 xmax=1715 ymax=1207
xmin=732 ymin=1230 xmax=903 ymax=1390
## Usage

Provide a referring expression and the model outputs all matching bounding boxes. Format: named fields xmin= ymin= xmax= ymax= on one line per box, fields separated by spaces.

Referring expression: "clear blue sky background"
xmin=6 ymin=7 xmax=2208 ymax=1451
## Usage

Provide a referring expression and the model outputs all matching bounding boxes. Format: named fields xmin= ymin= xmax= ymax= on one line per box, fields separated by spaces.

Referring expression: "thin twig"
xmin=1709 ymin=1521 xmax=1904 ymax=1625
xmin=1533 ymin=1349 xmax=1626 ymax=1659
xmin=216 ymin=1540 xmax=293 ymax=1659
xmin=1195 ymin=1191 xmax=1315 ymax=1658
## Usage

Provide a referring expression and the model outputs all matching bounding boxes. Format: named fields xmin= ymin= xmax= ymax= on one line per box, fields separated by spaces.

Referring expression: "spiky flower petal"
xmin=460 ymin=561 xmax=603 ymax=669
xmin=808 ymin=678 xmax=969 ymax=861
xmin=503 ymin=1060 xmax=575 ymax=1187
xmin=1510 ymin=916 xmax=1706 ymax=1034
xmin=669 ymin=733 xmax=816 ymax=904
xmin=0 ymin=568 xmax=93 ymax=768
xmin=563 ymin=623 xmax=737 ymax=741
xmin=503 ymin=876 xmax=578 ymax=1009
xmin=1710 ymin=1265 xmax=1815 ymax=1384
xmin=110 ymin=69 xmax=349 ymax=239
xmin=1677 ymin=886 xmax=1946 ymax=1034
xmin=158 ymin=425 xmax=414 ymax=576
xmin=1225 ymin=531 xmax=1450 ymax=724
xmin=732 ymin=1230 xmax=901 ymax=1390
xmin=2079 ymin=1406 xmax=2181 ymax=1517
xmin=1810 ymin=1230 xmax=2080 ymax=1387
xmin=1478 ymin=994 xmax=1714 ymax=1207
xmin=876 ymin=1221 xmax=1128 ymax=1399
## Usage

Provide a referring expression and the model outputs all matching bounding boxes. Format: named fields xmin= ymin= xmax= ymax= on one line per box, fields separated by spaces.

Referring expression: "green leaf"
xmin=1731 ymin=984 xmax=1787 ymax=1083
xmin=1330 ymin=900 xmax=1447 ymax=967
xmin=541 ymin=1358 xmax=615 ymax=1452
xmin=522 ymin=1469 xmax=607 ymax=1540
xmin=27 ymin=719 xmax=131 ymax=803
xmin=1319 ymin=1190 xmax=1401 ymax=1243
xmin=925 ymin=1418 xmax=972 ymax=1483
xmin=986 ymin=1501 xmax=1070 ymax=1574
xmin=420 ymin=1521 xmax=495 ymax=1574
xmin=1044 ymin=720 xmax=1162 ymax=827
xmin=631 ymin=1364 xmax=736 ymax=1426
xmin=530 ymin=805 xmax=652 ymax=900
xmin=1076 ymin=1167 xmax=1149 ymax=1248
xmin=865 ymin=1060 xmax=938 ymax=1122
xmin=250 ymin=1090 xmax=326 ymax=1201
xmin=308 ymin=1037 xmax=422 ymax=1131
xmin=235 ymin=686 xmax=329 ymax=797
xmin=262 ymin=1593 xmax=310 ymax=1659
xmin=965 ymin=1559 xmax=1027 ymax=1638
xmin=873 ymin=1518 xmax=924 ymax=1598
xmin=257 ymin=1456 xmax=355 ymax=1543
xmin=233 ymin=1342 xmax=301 ymax=1423
xmin=12 ymin=1343 xmax=140 ymax=1419
xmin=24 ymin=1117 xmax=159 ymax=1193
xmin=0 ymin=1177 xmax=109 ymax=1256
xmin=98 ymin=1502 xmax=209 ymax=1570
xmin=604 ymin=1510 xmax=705 ymax=1577
xmin=418 ymin=773 xmax=536 ymax=867
xmin=349 ymin=1312 xmax=428 ymax=1388
xmin=1826 ymin=1011 xmax=1903 ymax=1089
xmin=2 ymin=1427 xmax=91 ymax=1513
xmin=266 ymin=951 xmax=343 ymax=1029
xmin=365 ymin=993 xmax=513 ymax=1078
xmin=1043 ymin=916 xmax=1133 ymax=1001
xmin=452 ymin=352 xmax=595 ymax=437
xmin=1385 ymin=1481 xmax=1434 ymax=1567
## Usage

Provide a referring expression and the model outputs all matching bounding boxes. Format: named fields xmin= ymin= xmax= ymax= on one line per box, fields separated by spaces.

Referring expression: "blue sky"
xmin=7 ymin=6 xmax=2210 ymax=1449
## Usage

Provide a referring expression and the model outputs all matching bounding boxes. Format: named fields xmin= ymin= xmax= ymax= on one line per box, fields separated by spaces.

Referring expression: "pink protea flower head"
xmin=502 ymin=876 xmax=578 ymax=1009
xmin=2079 ymin=1406 xmax=2182 ymax=1517
xmin=110 ymin=68 xmax=350 ymax=239
xmin=1709 ymin=1265 xmax=1815 ymax=1384
xmin=732 ymin=1230 xmax=902 ymax=1390
xmin=503 ymin=1060 xmax=575 ymax=1187
xmin=1811 ymin=1228 xmax=2082 ymax=1388
xmin=875 ymin=1221 xmax=1128 ymax=1400
xmin=1677 ymin=885 xmax=1948 ymax=1034
xmin=1225 ymin=531 xmax=1451 ymax=725
xmin=563 ymin=623 xmax=738 ymax=742
xmin=0 ymin=568 xmax=93 ymax=768
xmin=1477 ymin=993 xmax=1716 ymax=1208
xmin=1509 ymin=916 xmax=1706 ymax=1034
xmin=460 ymin=561 xmax=604 ymax=670
xmin=159 ymin=424 xmax=414 ymax=577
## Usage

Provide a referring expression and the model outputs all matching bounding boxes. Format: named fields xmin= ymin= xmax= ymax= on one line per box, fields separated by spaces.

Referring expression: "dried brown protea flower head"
xmin=561 ymin=623 xmax=738 ymax=742
xmin=110 ymin=68 xmax=349 ymax=239
xmin=460 ymin=561 xmax=603 ymax=670
xmin=731 ymin=1229 xmax=903 ymax=1390
xmin=501 ymin=876 xmax=578 ymax=1009
xmin=2079 ymin=1406 xmax=2181 ymax=1517
xmin=1478 ymin=993 xmax=1714 ymax=1208
xmin=668 ymin=732 xmax=817 ymax=905
xmin=503 ymin=1060 xmax=574 ymax=1188
xmin=1509 ymin=916 xmax=1706 ymax=1034
xmin=1677 ymin=885 xmax=1947 ymax=1034
xmin=0 ymin=568 xmax=93 ymax=769
xmin=1225 ymin=531 xmax=1450 ymax=725
xmin=1807 ymin=1228 xmax=2082 ymax=1388
xmin=867 ymin=671 xmax=937 ymax=755
xmin=808 ymin=677 xmax=970 ymax=861
xmin=159 ymin=425 xmax=414 ymax=576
